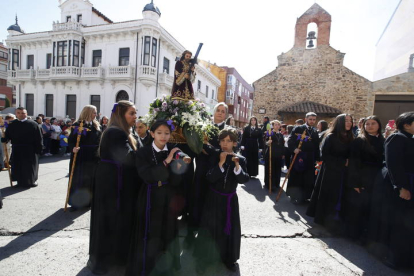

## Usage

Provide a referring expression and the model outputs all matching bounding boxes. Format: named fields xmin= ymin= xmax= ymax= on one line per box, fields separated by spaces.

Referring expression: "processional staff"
xmin=276 ymin=130 xmax=310 ymax=202
xmin=64 ymin=121 xmax=90 ymax=212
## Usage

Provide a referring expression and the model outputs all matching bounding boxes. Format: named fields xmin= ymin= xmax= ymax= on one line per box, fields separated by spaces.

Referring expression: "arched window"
xmin=116 ymin=90 xmax=129 ymax=102
xmin=306 ymin=22 xmax=318 ymax=49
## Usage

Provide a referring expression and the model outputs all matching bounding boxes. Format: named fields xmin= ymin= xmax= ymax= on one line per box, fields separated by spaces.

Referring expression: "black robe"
xmin=194 ymin=151 xmax=249 ymax=267
xmin=241 ymin=126 xmax=263 ymax=177
xmin=126 ymin=143 xmax=186 ymax=276
xmin=377 ymin=131 xmax=414 ymax=268
xmin=88 ymin=127 xmax=140 ymax=271
xmin=306 ymin=134 xmax=351 ymax=232
xmin=287 ymin=124 xmax=320 ymax=202
xmin=345 ymin=135 xmax=384 ymax=241
xmin=4 ymin=119 xmax=43 ymax=187
xmin=264 ymin=131 xmax=285 ymax=190
xmin=68 ymin=121 xmax=101 ymax=209
xmin=190 ymin=122 xmax=226 ymax=230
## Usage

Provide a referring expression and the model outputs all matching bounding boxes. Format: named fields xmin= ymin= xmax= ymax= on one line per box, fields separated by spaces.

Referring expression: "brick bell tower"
xmin=294 ymin=3 xmax=331 ymax=48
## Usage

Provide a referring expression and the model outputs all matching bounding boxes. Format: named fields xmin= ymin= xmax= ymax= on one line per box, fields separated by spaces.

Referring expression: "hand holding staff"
xmin=0 ymin=117 xmax=12 ymax=187
xmin=276 ymin=130 xmax=308 ymax=202
xmin=64 ymin=122 xmax=88 ymax=212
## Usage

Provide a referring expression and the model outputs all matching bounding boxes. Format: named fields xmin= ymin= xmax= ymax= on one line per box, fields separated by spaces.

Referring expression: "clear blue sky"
xmin=0 ymin=0 xmax=401 ymax=83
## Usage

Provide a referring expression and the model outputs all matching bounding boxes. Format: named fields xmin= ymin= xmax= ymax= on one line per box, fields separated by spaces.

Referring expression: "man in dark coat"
xmin=287 ymin=112 xmax=320 ymax=204
xmin=171 ymin=50 xmax=196 ymax=101
xmin=3 ymin=107 xmax=43 ymax=188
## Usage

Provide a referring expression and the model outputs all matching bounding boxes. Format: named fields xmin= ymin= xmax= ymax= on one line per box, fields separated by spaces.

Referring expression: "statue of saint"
xmin=171 ymin=50 xmax=196 ymax=101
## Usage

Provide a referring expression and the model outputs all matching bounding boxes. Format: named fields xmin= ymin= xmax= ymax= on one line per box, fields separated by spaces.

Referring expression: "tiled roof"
xmin=278 ymin=101 xmax=342 ymax=114
xmin=92 ymin=7 xmax=113 ymax=23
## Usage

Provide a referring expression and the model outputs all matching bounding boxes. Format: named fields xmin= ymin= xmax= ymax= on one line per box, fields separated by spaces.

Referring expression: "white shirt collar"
xmin=305 ymin=123 xmax=312 ymax=129
xmin=214 ymin=121 xmax=225 ymax=127
xmin=140 ymin=133 xmax=147 ymax=140
xmin=152 ymin=141 xmax=168 ymax=152
xmin=18 ymin=118 xmax=28 ymax=122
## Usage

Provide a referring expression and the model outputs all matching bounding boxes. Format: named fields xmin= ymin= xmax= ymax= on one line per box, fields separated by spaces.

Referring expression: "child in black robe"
xmin=126 ymin=120 xmax=191 ymax=276
xmin=87 ymin=101 xmax=140 ymax=274
xmin=195 ymin=128 xmax=249 ymax=274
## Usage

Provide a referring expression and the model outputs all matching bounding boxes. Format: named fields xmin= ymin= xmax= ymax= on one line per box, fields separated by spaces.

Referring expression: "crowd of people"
xmin=0 ymin=101 xmax=413 ymax=274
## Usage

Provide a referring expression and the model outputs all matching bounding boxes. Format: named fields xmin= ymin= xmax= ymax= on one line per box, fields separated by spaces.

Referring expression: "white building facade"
xmin=373 ymin=0 xmax=414 ymax=81
xmin=6 ymin=0 xmax=219 ymax=118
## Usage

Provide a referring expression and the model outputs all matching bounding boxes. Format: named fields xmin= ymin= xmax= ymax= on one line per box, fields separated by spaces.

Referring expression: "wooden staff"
xmin=268 ymin=141 xmax=272 ymax=195
xmin=276 ymin=130 xmax=308 ymax=202
xmin=64 ymin=122 xmax=85 ymax=212
xmin=0 ymin=118 xmax=12 ymax=187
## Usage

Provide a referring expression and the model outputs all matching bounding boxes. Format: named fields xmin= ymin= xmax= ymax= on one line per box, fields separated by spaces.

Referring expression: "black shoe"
xmin=28 ymin=182 xmax=38 ymax=188
xmin=382 ymin=256 xmax=398 ymax=270
xmin=87 ymin=259 xmax=108 ymax=275
xmin=225 ymin=262 xmax=238 ymax=272
xmin=68 ymin=206 xmax=78 ymax=212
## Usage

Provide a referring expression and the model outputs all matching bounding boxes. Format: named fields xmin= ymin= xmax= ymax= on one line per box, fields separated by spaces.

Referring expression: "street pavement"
xmin=0 ymin=156 xmax=413 ymax=276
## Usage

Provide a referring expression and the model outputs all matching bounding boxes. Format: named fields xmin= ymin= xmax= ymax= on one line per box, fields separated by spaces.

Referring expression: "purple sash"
xmin=210 ymin=186 xmax=237 ymax=235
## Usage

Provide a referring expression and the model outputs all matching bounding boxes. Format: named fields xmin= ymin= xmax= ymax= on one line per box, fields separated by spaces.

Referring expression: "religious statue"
xmin=171 ymin=50 xmax=197 ymax=101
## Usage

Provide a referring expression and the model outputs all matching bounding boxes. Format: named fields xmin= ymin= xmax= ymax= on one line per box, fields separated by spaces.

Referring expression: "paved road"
xmin=0 ymin=156 xmax=412 ymax=275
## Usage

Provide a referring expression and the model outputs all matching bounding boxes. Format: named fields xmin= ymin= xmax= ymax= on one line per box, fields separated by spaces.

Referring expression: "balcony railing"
xmin=53 ymin=21 xmax=82 ymax=32
xmin=107 ymin=65 xmax=134 ymax=79
xmin=7 ymin=65 xmax=139 ymax=82
xmin=7 ymin=69 xmax=35 ymax=81
xmin=225 ymin=96 xmax=233 ymax=105
xmin=37 ymin=69 xmax=50 ymax=79
xmin=50 ymin=66 xmax=81 ymax=79
xmin=158 ymin=72 xmax=174 ymax=88
xmin=81 ymin=66 xmax=105 ymax=79
xmin=139 ymin=65 xmax=156 ymax=77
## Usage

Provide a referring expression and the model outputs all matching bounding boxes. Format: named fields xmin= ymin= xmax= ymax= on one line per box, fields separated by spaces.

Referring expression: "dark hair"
xmin=218 ymin=128 xmax=238 ymax=143
xmin=247 ymin=116 xmax=258 ymax=127
xmin=150 ymin=120 xmax=172 ymax=133
xmin=295 ymin=119 xmax=304 ymax=124
xmin=100 ymin=115 xmax=109 ymax=125
xmin=106 ymin=100 xmax=137 ymax=150
xmin=325 ymin=114 xmax=354 ymax=143
xmin=16 ymin=107 xmax=26 ymax=111
xmin=287 ymin=125 xmax=294 ymax=134
xmin=35 ymin=116 xmax=42 ymax=121
xmin=281 ymin=124 xmax=287 ymax=130
xmin=318 ymin=120 xmax=328 ymax=132
xmin=180 ymin=50 xmax=192 ymax=61
xmin=358 ymin=115 xmax=382 ymax=138
xmin=396 ymin=112 xmax=414 ymax=131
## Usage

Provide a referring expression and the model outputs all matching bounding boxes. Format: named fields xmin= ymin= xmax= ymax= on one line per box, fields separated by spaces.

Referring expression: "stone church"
xmin=253 ymin=4 xmax=373 ymax=124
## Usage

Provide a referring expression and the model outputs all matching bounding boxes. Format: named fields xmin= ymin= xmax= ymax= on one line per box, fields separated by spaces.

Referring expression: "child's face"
xmin=151 ymin=125 xmax=171 ymax=148
xmin=219 ymin=135 xmax=237 ymax=153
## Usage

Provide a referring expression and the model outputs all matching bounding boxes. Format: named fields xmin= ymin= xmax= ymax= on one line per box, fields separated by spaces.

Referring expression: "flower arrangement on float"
xmin=142 ymin=94 xmax=218 ymax=154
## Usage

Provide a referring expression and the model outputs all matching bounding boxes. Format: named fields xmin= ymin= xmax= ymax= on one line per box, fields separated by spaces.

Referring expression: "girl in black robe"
xmin=195 ymin=128 xmax=250 ymax=274
xmin=68 ymin=105 xmax=101 ymax=210
xmin=306 ymin=114 xmax=354 ymax=233
xmin=240 ymin=116 xmax=263 ymax=177
xmin=376 ymin=112 xmax=414 ymax=269
xmin=345 ymin=116 xmax=384 ymax=243
xmin=126 ymin=120 xmax=191 ymax=276
xmin=87 ymin=101 xmax=140 ymax=275
xmin=264 ymin=120 xmax=285 ymax=191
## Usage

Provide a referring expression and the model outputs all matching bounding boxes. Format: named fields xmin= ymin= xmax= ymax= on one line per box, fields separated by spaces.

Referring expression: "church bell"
xmin=306 ymin=31 xmax=316 ymax=48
